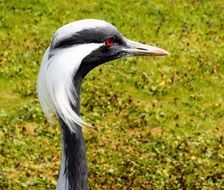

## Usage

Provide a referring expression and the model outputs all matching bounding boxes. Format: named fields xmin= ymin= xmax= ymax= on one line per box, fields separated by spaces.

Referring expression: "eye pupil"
xmin=105 ymin=37 xmax=114 ymax=48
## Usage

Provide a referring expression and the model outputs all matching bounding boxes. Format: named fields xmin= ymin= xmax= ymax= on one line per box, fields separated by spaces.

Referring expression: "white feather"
xmin=37 ymin=43 xmax=103 ymax=132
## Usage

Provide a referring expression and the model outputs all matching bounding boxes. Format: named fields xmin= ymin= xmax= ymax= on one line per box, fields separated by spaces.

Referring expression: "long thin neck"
xmin=57 ymin=78 xmax=88 ymax=190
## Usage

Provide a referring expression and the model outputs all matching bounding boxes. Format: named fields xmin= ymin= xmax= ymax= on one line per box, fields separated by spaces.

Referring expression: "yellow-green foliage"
xmin=0 ymin=0 xmax=223 ymax=189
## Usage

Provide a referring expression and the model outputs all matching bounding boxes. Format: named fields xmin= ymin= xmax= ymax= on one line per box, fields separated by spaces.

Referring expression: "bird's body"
xmin=37 ymin=19 xmax=168 ymax=190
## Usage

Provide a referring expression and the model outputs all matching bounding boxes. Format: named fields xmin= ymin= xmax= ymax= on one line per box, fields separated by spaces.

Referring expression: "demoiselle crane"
xmin=37 ymin=19 xmax=169 ymax=190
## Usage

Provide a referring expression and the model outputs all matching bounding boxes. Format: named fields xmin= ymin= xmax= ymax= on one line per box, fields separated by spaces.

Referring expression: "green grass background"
xmin=0 ymin=0 xmax=224 ymax=189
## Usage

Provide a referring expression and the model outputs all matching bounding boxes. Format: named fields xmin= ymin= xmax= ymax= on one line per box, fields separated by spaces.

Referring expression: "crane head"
xmin=51 ymin=19 xmax=169 ymax=77
xmin=37 ymin=19 xmax=169 ymax=132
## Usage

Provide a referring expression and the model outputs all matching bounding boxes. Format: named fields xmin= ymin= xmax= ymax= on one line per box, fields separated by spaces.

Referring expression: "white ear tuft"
xmin=37 ymin=43 xmax=102 ymax=133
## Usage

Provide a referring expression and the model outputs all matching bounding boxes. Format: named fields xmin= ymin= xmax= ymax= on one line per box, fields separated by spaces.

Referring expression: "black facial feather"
xmin=52 ymin=27 xmax=125 ymax=49
xmin=75 ymin=44 xmax=124 ymax=80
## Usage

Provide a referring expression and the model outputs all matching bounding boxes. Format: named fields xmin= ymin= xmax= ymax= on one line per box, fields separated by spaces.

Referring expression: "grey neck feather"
xmin=56 ymin=77 xmax=88 ymax=190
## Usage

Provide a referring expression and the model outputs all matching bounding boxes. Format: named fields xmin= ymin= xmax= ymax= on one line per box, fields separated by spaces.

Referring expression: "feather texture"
xmin=37 ymin=43 xmax=103 ymax=132
xmin=51 ymin=19 xmax=111 ymax=49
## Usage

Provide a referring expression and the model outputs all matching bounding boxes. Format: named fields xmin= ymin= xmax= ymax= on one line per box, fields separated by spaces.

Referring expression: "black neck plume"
xmin=59 ymin=120 xmax=88 ymax=190
xmin=57 ymin=77 xmax=88 ymax=190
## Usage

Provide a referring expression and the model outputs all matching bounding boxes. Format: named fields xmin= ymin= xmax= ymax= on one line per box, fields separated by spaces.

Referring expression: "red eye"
xmin=104 ymin=37 xmax=114 ymax=48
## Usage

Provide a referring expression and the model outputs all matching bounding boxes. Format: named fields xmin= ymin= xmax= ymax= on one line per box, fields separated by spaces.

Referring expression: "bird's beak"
xmin=123 ymin=39 xmax=169 ymax=56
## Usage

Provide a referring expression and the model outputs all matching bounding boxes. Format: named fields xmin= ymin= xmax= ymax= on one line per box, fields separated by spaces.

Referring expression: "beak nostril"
xmin=136 ymin=47 xmax=148 ymax=51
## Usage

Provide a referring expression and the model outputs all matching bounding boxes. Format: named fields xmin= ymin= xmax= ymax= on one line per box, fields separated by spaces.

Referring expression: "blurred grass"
xmin=0 ymin=0 xmax=224 ymax=189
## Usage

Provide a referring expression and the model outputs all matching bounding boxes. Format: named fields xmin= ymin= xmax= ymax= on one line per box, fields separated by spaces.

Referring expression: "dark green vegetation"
xmin=1 ymin=0 xmax=224 ymax=189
